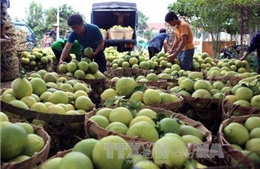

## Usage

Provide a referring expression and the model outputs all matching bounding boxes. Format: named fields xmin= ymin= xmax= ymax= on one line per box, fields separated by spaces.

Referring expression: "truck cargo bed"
xmin=91 ymin=1 xmax=138 ymax=52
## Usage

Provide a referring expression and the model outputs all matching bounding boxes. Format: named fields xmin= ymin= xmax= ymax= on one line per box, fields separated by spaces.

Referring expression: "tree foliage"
xmin=168 ymin=0 xmax=260 ymax=57
xmin=24 ymin=1 xmax=45 ymax=40
xmin=44 ymin=4 xmax=81 ymax=39
xmin=137 ymin=10 xmax=149 ymax=35
xmin=17 ymin=1 xmax=82 ymax=41
xmin=143 ymin=28 xmax=156 ymax=41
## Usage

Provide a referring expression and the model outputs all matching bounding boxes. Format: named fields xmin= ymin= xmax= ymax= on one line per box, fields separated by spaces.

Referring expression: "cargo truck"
xmin=91 ymin=1 xmax=138 ymax=52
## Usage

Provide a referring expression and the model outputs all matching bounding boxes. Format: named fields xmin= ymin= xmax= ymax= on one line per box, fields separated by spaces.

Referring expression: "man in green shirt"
xmin=51 ymin=39 xmax=82 ymax=62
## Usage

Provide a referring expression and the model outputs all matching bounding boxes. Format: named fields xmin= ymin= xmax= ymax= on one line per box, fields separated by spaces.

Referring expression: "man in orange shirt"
xmin=165 ymin=11 xmax=194 ymax=70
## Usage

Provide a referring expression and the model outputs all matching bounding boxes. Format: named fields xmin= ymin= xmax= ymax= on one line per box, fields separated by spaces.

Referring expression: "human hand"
xmin=167 ymin=53 xmax=177 ymax=62
xmin=58 ymin=59 xmax=64 ymax=65
xmin=86 ymin=52 xmax=97 ymax=58
xmin=239 ymin=56 xmax=245 ymax=61
xmin=56 ymin=60 xmax=63 ymax=73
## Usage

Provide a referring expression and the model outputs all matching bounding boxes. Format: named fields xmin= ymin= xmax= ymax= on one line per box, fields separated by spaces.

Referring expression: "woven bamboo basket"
xmin=0 ymin=80 xmax=93 ymax=155
xmin=101 ymin=30 xmax=107 ymax=40
xmin=37 ymin=149 xmax=72 ymax=168
xmin=21 ymin=61 xmax=53 ymax=72
xmin=136 ymin=80 xmax=169 ymax=90
xmin=222 ymin=92 xmax=260 ymax=120
xmin=110 ymin=28 xmax=125 ymax=39
xmin=54 ymin=72 xmax=97 ymax=89
xmin=84 ymin=106 xmax=212 ymax=144
xmin=80 ymin=78 xmax=106 ymax=87
xmin=105 ymin=78 xmax=169 ymax=90
xmin=100 ymin=83 xmax=184 ymax=112
xmin=104 ymin=68 xmax=150 ymax=79
xmin=217 ymin=115 xmax=260 ymax=168
xmin=144 ymin=91 xmax=184 ymax=112
xmin=181 ymin=95 xmax=221 ymax=107
xmin=84 ymin=106 xmax=212 ymax=162
xmin=207 ymin=76 xmax=243 ymax=86
xmin=123 ymin=29 xmax=134 ymax=39
xmin=0 ymin=99 xmax=88 ymax=154
xmin=1 ymin=125 xmax=51 ymax=169
xmin=167 ymin=81 xmax=180 ymax=90
xmin=107 ymin=29 xmax=111 ymax=39
xmin=57 ymin=72 xmax=105 ymax=89
xmin=179 ymin=95 xmax=223 ymax=135
xmin=0 ymin=101 xmax=88 ymax=123
xmin=0 ymin=54 xmax=20 ymax=81
xmin=78 ymin=78 xmax=106 ymax=107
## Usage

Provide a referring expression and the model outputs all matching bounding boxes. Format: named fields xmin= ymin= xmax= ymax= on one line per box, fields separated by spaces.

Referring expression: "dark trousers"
xmin=148 ymin=47 xmax=159 ymax=59
xmin=51 ymin=48 xmax=71 ymax=63
xmin=90 ymin=50 xmax=107 ymax=73
xmin=257 ymin=56 xmax=260 ymax=74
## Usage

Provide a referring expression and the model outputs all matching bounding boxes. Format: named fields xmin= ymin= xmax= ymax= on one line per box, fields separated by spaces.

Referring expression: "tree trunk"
xmin=240 ymin=6 xmax=244 ymax=48
xmin=210 ymin=32 xmax=222 ymax=58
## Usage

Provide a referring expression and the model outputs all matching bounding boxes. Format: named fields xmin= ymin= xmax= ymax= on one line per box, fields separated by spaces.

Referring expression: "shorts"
xmin=177 ymin=48 xmax=194 ymax=71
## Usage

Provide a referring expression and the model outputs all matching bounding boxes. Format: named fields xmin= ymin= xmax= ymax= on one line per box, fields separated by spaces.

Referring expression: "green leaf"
xmin=115 ymin=95 xmax=126 ymax=100
xmin=171 ymin=72 xmax=179 ymax=79
xmin=121 ymin=158 xmax=133 ymax=169
xmin=128 ymin=101 xmax=143 ymax=110
xmin=104 ymin=98 xmax=116 ymax=107
xmin=253 ymin=89 xmax=260 ymax=95
xmin=184 ymin=159 xmax=198 ymax=169
xmin=241 ymin=83 xmax=249 ymax=87
xmin=156 ymin=112 xmax=167 ymax=121
xmin=129 ymin=109 xmax=137 ymax=118
xmin=154 ymin=126 xmax=164 ymax=137
xmin=19 ymin=69 xmax=27 ymax=79
xmin=134 ymin=85 xmax=147 ymax=92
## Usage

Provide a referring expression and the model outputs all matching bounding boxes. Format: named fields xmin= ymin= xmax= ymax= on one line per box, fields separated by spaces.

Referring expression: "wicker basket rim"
xmin=147 ymin=93 xmax=185 ymax=110
xmin=217 ymin=114 xmax=260 ymax=167
xmin=222 ymin=92 xmax=260 ymax=119
xmin=105 ymin=79 xmax=168 ymax=87
xmin=110 ymin=28 xmax=125 ymax=31
xmin=57 ymin=72 xmax=106 ymax=82
xmin=1 ymin=125 xmax=51 ymax=169
xmin=84 ymin=107 xmax=212 ymax=145
xmin=37 ymin=149 xmax=72 ymax=168
xmin=124 ymin=29 xmax=134 ymax=32
xmin=207 ymin=75 xmax=243 ymax=82
xmin=0 ymin=101 xmax=90 ymax=123
xmin=104 ymin=68 xmax=150 ymax=78
xmin=181 ymin=94 xmax=220 ymax=104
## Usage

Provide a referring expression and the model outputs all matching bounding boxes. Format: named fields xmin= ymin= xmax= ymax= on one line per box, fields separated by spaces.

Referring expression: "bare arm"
xmin=173 ymin=35 xmax=188 ymax=54
xmin=167 ymin=35 xmax=188 ymax=61
xmin=163 ymin=40 xmax=169 ymax=53
xmin=169 ymin=38 xmax=179 ymax=53
xmin=240 ymin=51 xmax=250 ymax=60
xmin=59 ymin=42 xmax=73 ymax=64
xmin=95 ymin=39 xmax=105 ymax=54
